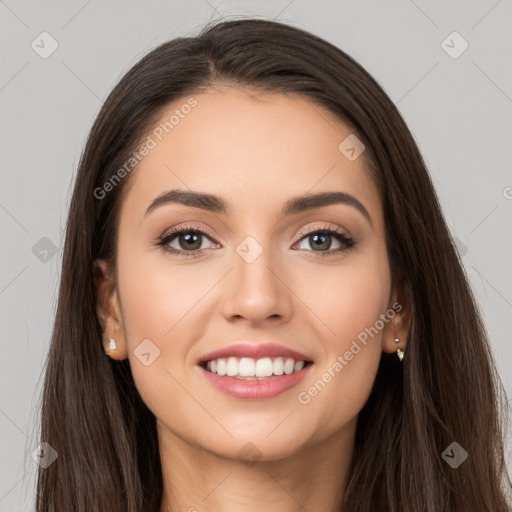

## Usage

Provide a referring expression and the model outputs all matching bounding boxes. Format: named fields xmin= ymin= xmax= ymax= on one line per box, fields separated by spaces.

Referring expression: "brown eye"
xmin=158 ymin=227 xmax=219 ymax=258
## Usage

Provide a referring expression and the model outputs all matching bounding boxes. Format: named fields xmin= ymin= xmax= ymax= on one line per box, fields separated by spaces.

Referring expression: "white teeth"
xmin=204 ymin=356 xmax=308 ymax=378
xmin=216 ymin=358 xmax=227 ymax=376
xmin=255 ymin=357 xmax=273 ymax=377
xmin=294 ymin=360 xmax=305 ymax=372
xmin=283 ymin=358 xmax=295 ymax=375
xmin=226 ymin=357 xmax=239 ymax=376
xmin=238 ymin=357 xmax=255 ymax=376
xmin=273 ymin=357 xmax=284 ymax=375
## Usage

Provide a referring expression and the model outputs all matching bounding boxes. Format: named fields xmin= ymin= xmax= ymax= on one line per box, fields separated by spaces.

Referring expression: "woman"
xmin=35 ymin=17 xmax=512 ymax=511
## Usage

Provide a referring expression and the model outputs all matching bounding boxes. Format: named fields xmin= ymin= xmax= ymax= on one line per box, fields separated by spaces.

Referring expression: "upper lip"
xmin=198 ymin=342 xmax=313 ymax=364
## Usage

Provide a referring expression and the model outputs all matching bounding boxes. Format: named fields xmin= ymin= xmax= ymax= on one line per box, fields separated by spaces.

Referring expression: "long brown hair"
xmin=35 ymin=17 xmax=512 ymax=511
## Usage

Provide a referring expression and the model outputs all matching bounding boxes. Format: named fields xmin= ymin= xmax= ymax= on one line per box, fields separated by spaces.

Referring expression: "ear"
xmin=93 ymin=258 xmax=128 ymax=360
xmin=382 ymin=280 xmax=412 ymax=355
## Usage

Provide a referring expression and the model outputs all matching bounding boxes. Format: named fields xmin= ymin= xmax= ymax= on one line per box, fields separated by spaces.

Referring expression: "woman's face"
xmin=97 ymin=86 xmax=405 ymax=462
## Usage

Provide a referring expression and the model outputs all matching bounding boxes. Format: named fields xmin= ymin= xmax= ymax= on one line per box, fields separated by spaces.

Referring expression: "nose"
xmin=221 ymin=243 xmax=293 ymax=326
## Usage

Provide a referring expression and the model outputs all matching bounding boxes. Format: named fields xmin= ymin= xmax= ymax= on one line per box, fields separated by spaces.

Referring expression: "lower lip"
xmin=198 ymin=363 xmax=313 ymax=400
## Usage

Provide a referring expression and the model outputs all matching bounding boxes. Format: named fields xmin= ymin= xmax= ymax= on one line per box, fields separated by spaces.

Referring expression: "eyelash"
xmin=156 ymin=224 xmax=356 ymax=259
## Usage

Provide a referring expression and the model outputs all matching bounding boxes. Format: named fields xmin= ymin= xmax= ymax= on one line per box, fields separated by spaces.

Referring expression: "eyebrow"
xmin=145 ymin=189 xmax=372 ymax=226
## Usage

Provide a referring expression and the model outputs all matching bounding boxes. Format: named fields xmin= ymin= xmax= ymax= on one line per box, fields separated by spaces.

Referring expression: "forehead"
xmin=120 ymin=87 xmax=381 ymax=226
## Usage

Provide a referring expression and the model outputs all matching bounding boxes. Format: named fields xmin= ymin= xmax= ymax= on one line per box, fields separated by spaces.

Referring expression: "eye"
xmin=293 ymin=225 xmax=355 ymax=256
xmin=156 ymin=223 xmax=356 ymax=258
xmin=157 ymin=225 xmax=219 ymax=258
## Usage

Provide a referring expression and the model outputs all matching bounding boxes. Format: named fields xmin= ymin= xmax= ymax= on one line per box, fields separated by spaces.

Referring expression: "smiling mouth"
xmin=198 ymin=357 xmax=313 ymax=380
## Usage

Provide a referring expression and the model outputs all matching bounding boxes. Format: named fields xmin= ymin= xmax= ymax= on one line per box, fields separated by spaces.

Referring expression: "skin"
xmin=95 ymin=86 xmax=411 ymax=512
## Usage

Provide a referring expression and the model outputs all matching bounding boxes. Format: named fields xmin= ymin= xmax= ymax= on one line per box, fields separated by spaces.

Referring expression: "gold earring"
xmin=394 ymin=335 xmax=404 ymax=361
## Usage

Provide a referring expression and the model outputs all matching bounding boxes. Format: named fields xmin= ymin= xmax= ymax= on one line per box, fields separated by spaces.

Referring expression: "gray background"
xmin=1 ymin=1 xmax=511 ymax=509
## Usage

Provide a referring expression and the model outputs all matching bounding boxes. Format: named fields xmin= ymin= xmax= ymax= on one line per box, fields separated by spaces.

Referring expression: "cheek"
xmin=292 ymin=252 xmax=391 ymax=424
xmin=115 ymin=244 xmax=205 ymax=409
xmin=117 ymin=243 xmax=206 ymax=345
xmin=300 ymin=251 xmax=391 ymax=349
